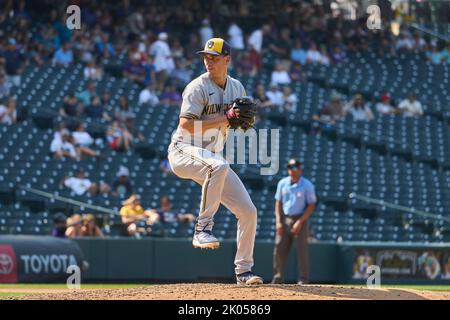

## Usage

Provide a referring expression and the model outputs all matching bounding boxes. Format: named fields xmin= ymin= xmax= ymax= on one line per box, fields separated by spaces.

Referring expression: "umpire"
xmin=271 ymin=159 xmax=317 ymax=284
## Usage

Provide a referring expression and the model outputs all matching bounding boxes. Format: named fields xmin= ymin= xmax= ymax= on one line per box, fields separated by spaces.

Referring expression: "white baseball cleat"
xmin=236 ymin=272 xmax=263 ymax=285
xmin=192 ymin=230 xmax=220 ymax=249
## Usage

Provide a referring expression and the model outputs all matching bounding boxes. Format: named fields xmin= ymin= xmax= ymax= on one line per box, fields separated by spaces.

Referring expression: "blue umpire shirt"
xmin=275 ymin=176 xmax=317 ymax=216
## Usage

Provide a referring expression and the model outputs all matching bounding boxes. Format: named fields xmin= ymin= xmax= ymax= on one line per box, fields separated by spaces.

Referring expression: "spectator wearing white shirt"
xmin=62 ymin=169 xmax=110 ymax=196
xmin=227 ymin=21 xmax=245 ymax=50
xmin=72 ymin=123 xmax=94 ymax=147
xmin=248 ymin=25 xmax=270 ymax=54
xmin=376 ymin=94 xmax=397 ymax=115
xmin=271 ymin=63 xmax=291 ymax=86
xmin=50 ymin=129 xmax=78 ymax=160
xmin=199 ymin=19 xmax=214 ymax=47
xmin=266 ymin=84 xmax=284 ymax=108
xmin=281 ymin=87 xmax=298 ymax=113
xmin=306 ymin=43 xmax=322 ymax=64
xmin=139 ymin=83 xmax=160 ymax=107
xmin=149 ymin=32 xmax=175 ymax=92
xmin=83 ymin=60 xmax=103 ymax=81
xmin=345 ymin=94 xmax=374 ymax=122
xmin=0 ymin=97 xmax=17 ymax=125
xmin=395 ymin=32 xmax=414 ymax=52
xmin=398 ymin=94 xmax=424 ymax=117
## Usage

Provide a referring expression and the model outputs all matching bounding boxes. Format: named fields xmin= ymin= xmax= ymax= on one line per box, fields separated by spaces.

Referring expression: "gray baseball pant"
xmin=168 ymin=141 xmax=258 ymax=275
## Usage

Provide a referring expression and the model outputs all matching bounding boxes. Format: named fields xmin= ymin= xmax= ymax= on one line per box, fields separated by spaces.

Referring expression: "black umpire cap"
xmin=286 ymin=159 xmax=302 ymax=169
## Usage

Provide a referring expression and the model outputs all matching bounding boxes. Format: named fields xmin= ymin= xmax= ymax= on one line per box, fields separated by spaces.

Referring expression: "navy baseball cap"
xmin=197 ymin=38 xmax=231 ymax=56
xmin=287 ymin=159 xmax=302 ymax=169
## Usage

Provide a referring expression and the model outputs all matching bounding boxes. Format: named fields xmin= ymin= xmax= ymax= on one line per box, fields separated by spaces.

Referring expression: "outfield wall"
xmin=74 ymin=238 xmax=450 ymax=284
xmin=1 ymin=236 xmax=449 ymax=284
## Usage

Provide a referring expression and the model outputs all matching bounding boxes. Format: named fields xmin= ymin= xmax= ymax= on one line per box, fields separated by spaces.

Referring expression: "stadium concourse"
xmin=0 ymin=0 xmax=449 ymax=244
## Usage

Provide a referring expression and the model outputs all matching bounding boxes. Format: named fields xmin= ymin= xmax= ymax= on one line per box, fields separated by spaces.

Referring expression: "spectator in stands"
xmin=111 ymin=166 xmax=134 ymax=198
xmin=266 ymin=83 xmax=284 ymax=108
xmin=253 ymin=83 xmax=274 ymax=109
xmin=85 ymin=96 xmax=111 ymax=121
xmin=345 ymin=94 xmax=374 ymax=122
xmin=123 ymin=52 xmax=146 ymax=85
xmin=148 ymin=195 xmax=195 ymax=226
xmin=306 ymin=43 xmax=322 ymax=64
xmin=268 ymin=28 xmax=291 ymax=60
xmin=395 ymin=31 xmax=413 ymax=53
xmin=281 ymin=86 xmax=298 ymax=113
xmin=149 ymin=32 xmax=175 ymax=92
xmin=289 ymin=61 xmax=306 ymax=83
xmin=101 ymin=90 xmax=112 ymax=110
xmin=237 ymin=51 xmax=258 ymax=77
xmin=76 ymin=81 xmax=97 ymax=107
xmin=124 ymin=116 xmax=145 ymax=142
xmin=375 ymin=94 xmax=397 ymax=115
xmin=106 ymin=120 xmax=133 ymax=152
xmin=426 ymin=42 xmax=442 ymax=65
xmin=170 ymin=38 xmax=184 ymax=60
xmin=119 ymin=194 xmax=155 ymax=237
xmin=328 ymin=93 xmax=346 ymax=120
xmin=398 ymin=94 xmax=424 ymax=117
xmin=65 ymin=214 xmax=83 ymax=238
xmin=170 ymin=58 xmax=192 ymax=89
xmin=412 ymin=31 xmax=427 ymax=53
xmin=0 ymin=75 xmax=10 ymax=100
xmin=72 ymin=122 xmax=103 ymax=159
xmin=441 ymin=43 xmax=450 ymax=65
xmin=50 ymin=129 xmax=78 ymax=160
xmin=61 ymin=168 xmax=110 ymax=196
xmin=52 ymin=42 xmax=73 ymax=67
xmin=51 ymin=212 xmax=67 ymax=238
xmin=114 ymin=96 xmax=135 ymax=124
xmin=160 ymin=83 xmax=182 ymax=107
xmin=139 ymin=83 xmax=159 ymax=107
xmin=291 ymin=38 xmax=307 ymax=65
xmin=0 ymin=97 xmax=17 ymax=125
xmin=1 ymin=38 xmax=25 ymax=87
xmin=199 ymin=19 xmax=213 ymax=47
xmin=59 ymin=93 xmax=83 ymax=118
xmin=329 ymin=46 xmax=345 ymax=64
xmin=270 ymin=63 xmax=291 ymax=86
xmin=83 ymin=59 xmax=103 ymax=81
xmin=227 ymin=21 xmax=245 ymax=51
xmin=248 ymin=25 xmax=270 ymax=55
xmin=311 ymin=104 xmax=336 ymax=136
xmin=80 ymin=213 xmax=104 ymax=237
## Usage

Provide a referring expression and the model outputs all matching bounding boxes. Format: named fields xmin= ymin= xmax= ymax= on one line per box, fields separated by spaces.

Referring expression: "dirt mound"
xmin=3 ymin=284 xmax=450 ymax=300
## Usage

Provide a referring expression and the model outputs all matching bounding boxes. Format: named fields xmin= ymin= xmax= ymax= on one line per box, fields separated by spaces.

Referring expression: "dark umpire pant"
xmin=272 ymin=214 xmax=309 ymax=283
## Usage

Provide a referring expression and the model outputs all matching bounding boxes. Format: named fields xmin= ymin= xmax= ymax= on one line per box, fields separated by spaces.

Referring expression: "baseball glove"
xmin=225 ymin=96 xmax=257 ymax=131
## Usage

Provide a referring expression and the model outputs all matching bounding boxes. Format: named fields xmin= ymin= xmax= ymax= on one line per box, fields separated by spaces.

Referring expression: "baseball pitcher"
xmin=168 ymin=38 xmax=262 ymax=285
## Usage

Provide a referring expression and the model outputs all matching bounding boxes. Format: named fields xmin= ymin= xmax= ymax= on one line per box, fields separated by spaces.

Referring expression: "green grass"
xmin=340 ymin=284 xmax=450 ymax=292
xmin=381 ymin=285 xmax=450 ymax=292
xmin=0 ymin=284 xmax=152 ymax=290
xmin=0 ymin=292 xmax=31 ymax=297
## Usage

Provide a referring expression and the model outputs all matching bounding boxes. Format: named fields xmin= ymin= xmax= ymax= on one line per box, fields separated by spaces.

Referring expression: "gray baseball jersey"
xmin=171 ymin=72 xmax=246 ymax=152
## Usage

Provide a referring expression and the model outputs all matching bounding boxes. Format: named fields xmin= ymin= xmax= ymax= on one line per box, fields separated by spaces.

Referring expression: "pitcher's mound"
xmin=4 ymin=284 xmax=450 ymax=300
